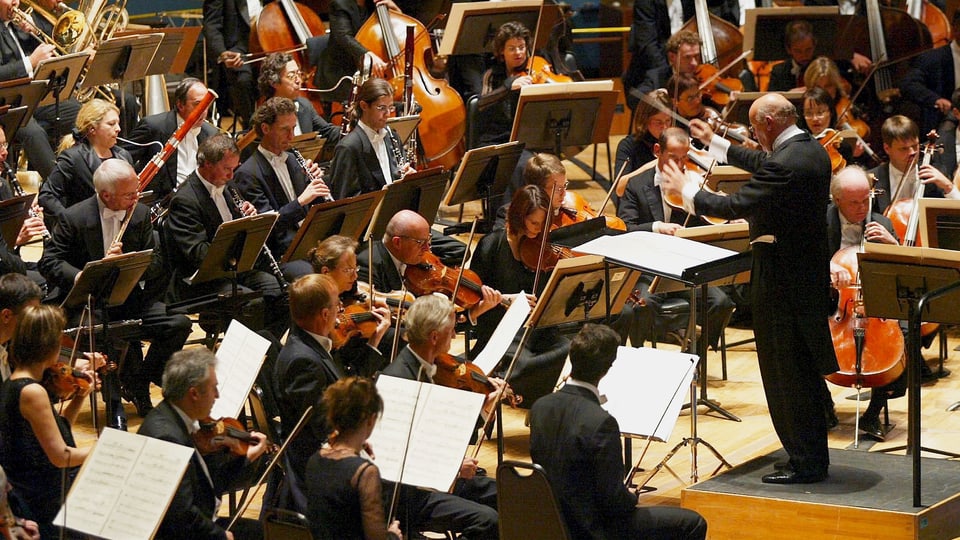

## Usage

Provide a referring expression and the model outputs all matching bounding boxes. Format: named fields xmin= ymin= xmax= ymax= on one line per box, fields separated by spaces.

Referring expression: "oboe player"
xmin=234 ymin=96 xmax=331 ymax=280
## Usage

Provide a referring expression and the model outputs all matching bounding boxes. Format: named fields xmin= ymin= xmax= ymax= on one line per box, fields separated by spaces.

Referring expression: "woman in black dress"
xmin=616 ymin=88 xmax=672 ymax=176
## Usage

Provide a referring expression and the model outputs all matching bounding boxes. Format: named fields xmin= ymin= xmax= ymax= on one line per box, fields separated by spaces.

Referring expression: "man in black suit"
xmin=900 ymin=11 xmax=960 ymax=133
xmin=530 ymin=323 xmax=707 ymax=540
xmin=381 ymin=294 xmax=499 ymax=540
xmin=162 ymin=133 xmax=289 ymax=340
xmin=932 ymin=87 xmax=960 ymax=179
xmin=767 ymin=20 xmax=817 ymax=92
xmin=139 ymin=348 xmax=268 ymax=540
xmin=234 ymin=97 xmax=330 ymax=280
xmin=39 ymin=159 xmax=192 ymax=426
xmin=662 ymin=92 xmax=838 ymax=484
xmin=202 ymin=0 xmax=258 ymax=127
xmin=123 ymin=78 xmax=218 ymax=202
xmin=826 ymin=165 xmax=903 ymax=441
xmin=617 ymin=127 xmax=735 ymax=348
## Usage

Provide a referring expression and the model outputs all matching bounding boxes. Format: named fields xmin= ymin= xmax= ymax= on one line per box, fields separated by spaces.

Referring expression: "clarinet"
xmin=289 ymin=148 xmax=334 ymax=203
xmin=227 ymin=187 xmax=289 ymax=291
xmin=2 ymin=162 xmax=50 ymax=241
xmin=389 ymin=129 xmax=408 ymax=173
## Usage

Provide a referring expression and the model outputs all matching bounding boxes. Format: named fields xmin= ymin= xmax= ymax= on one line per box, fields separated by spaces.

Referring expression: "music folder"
xmin=0 ymin=193 xmax=34 ymax=248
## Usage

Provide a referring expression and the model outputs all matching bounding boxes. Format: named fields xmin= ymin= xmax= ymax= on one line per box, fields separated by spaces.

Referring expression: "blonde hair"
xmin=803 ymin=57 xmax=846 ymax=99
xmin=58 ymin=98 xmax=120 ymax=153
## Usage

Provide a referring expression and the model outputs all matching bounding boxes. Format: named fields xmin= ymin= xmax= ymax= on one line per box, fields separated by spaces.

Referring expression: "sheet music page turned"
xmin=53 ymin=429 xmax=193 ymax=540
xmin=598 ymin=347 xmax=699 ymax=441
xmin=576 ymin=231 xmax=737 ymax=279
xmin=369 ymin=375 xmax=484 ymax=492
xmin=473 ymin=290 xmax=531 ymax=376
xmin=210 ymin=319 xmax=270 ymax=419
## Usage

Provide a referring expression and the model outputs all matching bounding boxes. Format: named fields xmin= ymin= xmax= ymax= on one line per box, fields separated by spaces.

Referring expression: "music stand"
xmin=0 ymin=79 xmax=48 ymax=133
xmin=281 ymin=191 xmax=384 ymax=263
xmin=81 ymin=33 xmax=162 ymax=90
xmin=859 ymin=243 xmax=960 ymax=507
xmin=386 ymin=115 xmax=421 ymax=146
xmin=919 ymin=198 xmax=960 ymax=250
xmin=116 ymin=26 xmax=202 ymax=76
xmin=743 ymin=7 xmax=842 ymax=62
xmin=0 ymin=193 xmax=33 ymax=249
xmin=528 ymin=254 xmax=639 ymax=328
xmin=438 ymin=0 xmax=543 ymax=56
xmin=290 ymin=132 xmax=326 ymax=162
xmin=723 ymin=91 xmax=804 ymax=126
xmin=35 ymin=52 xmax=89 ymax=107
xmin=442 ymin=141 xmax=524 ymax=235
xmin=0 ymin=105 xmax=27 ymax=142
xmin=189 ymin=213 xmax=278 ymax=286
xmin=511 ymin=81 xmax=617 ymax=159
xmin=365 ymin=166 xmax=448 ymax=242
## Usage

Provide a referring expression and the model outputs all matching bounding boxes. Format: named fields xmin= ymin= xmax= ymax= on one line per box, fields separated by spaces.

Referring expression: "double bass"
xmin=355 ymin=3 xmax=466 ymax=169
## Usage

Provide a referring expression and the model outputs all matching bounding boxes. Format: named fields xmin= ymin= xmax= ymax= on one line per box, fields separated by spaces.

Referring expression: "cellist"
xmin=826 ymin=166 xmax=900 ymax=441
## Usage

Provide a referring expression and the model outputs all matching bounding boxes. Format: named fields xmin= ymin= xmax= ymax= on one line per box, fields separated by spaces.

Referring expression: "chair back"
xmin=263 ymin=508 xmax=313 ymax=540
xmin=497 ymin=460 xmax=570 ymax=540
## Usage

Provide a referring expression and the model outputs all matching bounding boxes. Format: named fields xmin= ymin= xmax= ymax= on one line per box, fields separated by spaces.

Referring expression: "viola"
xmin=695 ymin=63 xmax=743 ymax=108
xmin=331 ymin=303 xmax=380 ymax=349
xmin=834 ymin=97 xmax=870 ymax=141
xmin=519 ymin=56 xmax=573 ymax=85
xmin=433 ymin=353 xmax=520 ymax=407
xmin=517 ymin=231 xmax=577 ymax=273
xmin=403 ymin=251 xmax=487 ymax=309
xmin=700 ymin=107 xmax=755 ymax=148
xmin=193 ymin=417 xmax=258 ymax=457
xmin=683 ymin=0 xmax=745 ymax=107
xmin=816 ymin=128 xmax=848 ymax=174
xmin=556 ymin=191 xmax=626 ymax=231
xmin=42 ymin=362 xmax=91 ymax=401
xmin=660 ymin=150 xmax=728 ymax=226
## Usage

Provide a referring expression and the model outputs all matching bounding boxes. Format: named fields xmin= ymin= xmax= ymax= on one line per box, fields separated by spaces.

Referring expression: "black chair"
xmin=263 ymin=508 xmax=313 ymax=540
xmin=497 ymin=460 xmax=570 ymax=540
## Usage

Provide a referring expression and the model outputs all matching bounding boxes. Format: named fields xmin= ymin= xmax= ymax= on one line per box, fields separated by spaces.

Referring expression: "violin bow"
xmin=389 ymin=284 xmax=409 ymax=363
xmin=226 ymin=406 xmax=314 ymax=532
xmin=679 ymin=150 xmax=718 ymax=228
xmin=450 ymin=219 xmax=478 ymax=307
xmin=387 ymin=377 xmax=425 ymax=526
xmin=531 ymin=183 xmax=560 ymax=295
xmin=599 ymin=161 xmax=629 ymax=216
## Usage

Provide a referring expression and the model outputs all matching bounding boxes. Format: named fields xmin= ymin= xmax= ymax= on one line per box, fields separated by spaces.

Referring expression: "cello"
xmin=355 ymin=3 xmax=466 ymax=169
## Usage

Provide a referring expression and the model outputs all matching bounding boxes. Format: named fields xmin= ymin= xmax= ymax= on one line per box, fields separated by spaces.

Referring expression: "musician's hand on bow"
xmin=935 ymin=98 xmax=953 ymax=115
xmin=28 ymin=44 xmax=55 ymax=69
xmin=830 ymin=260 xmax=853 ymax=290
xmin=14 ymin=517 xmax=40 ymax=540
xmin=865 ymin=221 xmax=897 ymax=245
xmin=851 ymin=52 xmax=872 ymax=75
xmin=362 ymin=441 xmax=375 ymax=460
xmin=218 ymin=50 xmax=243 ymax=69
xmin=459 ymin=457 xmax=479 ymax=480
xmin=368 ymin=305 xmax=392 ymax=349
xmin=659 ymin=159 xmax=694 ymax=201
xmin=687 ymin=118 xmax=715 ymax=147
xmin=245 ymin=431 xmax=268 ymax=461
xmin=511 ymin=75 xmax=534 ymax=90
xmin=387 ymin=520 xmax=402 ymax=540
xmin=17 ymin=212 xmax=46 ymax=246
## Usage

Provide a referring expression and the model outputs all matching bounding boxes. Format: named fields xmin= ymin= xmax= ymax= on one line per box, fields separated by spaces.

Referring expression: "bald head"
xmin=384 ymin=210 xmax=429 ymax=241
xmin=383 ymin=209 xmax=432 ymax=264
xmin=831 ymin=165 xmax=872 ymax=224
xmin=749 ymin=93 xmax=798 ymax=150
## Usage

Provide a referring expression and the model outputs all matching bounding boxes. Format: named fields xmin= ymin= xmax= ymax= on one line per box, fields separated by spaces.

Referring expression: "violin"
xmin=403 ymin=251 xmax=488 ymax=309
xmin=433 ymin=353 xmax=520 ymax=407
xmin=42 ymin=362 xmax=91 ymax=401
xmin=816 ymin=128 xmax=847 ymax=174
xmin=519 ymin=56 xmax=573 ymax=85
xmin=695 ymin=63 xmax=743 ymax=108
xmin=516 ymin=231 xmax=577 ymax=273
xmin=193 ymin=417 xmax=258 ymax=457
xmin=331 ymin=303 xmax=380 ymax=349
xmin=556 ymin=191 xmax=626 ymax=231
xmin=700 ymin=107 xmax=755 ymax=147
xmin=661 ymin=150 xmax=728 ymax=226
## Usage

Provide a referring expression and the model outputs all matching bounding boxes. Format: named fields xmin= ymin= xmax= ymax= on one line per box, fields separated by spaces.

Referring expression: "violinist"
xmin=616 ymin=89 xmax=673 ymax=177
xmin=0 ymin=305 xmax=96 ymax=539
xmin=470 ymin=185 xmax=569 ymax=406
xmin=202 ymin=0 xmax=258 ymax=127
xmin=801 ymin=87 xmax=864 ymax=165
xmin=308 ymin=235 xmax=391 ymax=370
xmin=138 ymin=348 xmax=268 ymax=540
xmin=493 ymin=152 xmax=568 ymax=229
xmin=380 ymin=294 xmax=498 ymax=540
xmin=667 ymin=73 xmax=707 ymax=123
xmin=0 ymin=274 xmax=42 ymax=382
xmin=477 ymin=21 xmax=534 ymax=148
xmin=827 ymin=166 xmax=900 ymax=441
xmin=616 ymin=127 xmax=734 ymax=350
xmin=900 ymin=10 xmax=960 ymax=133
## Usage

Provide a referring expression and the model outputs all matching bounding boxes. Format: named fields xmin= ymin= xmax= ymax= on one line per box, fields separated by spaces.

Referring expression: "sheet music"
xmin=473 ymin=291 xmax=531 ymax=375
xmin=369 ymin=375 xmax=484 ymax=492
xmin=210 ymin=319 xmax=270 ymax=419
xmin=54 ymin=429 xmax=192 ymax=540
xmin=598 ymin=346 xmax=699 ymax=441
xmin=576 ymin=231 xmax=737 ymax=279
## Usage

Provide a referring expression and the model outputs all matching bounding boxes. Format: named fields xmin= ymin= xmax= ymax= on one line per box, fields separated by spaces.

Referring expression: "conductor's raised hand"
xmin=687 ymin=118 xmax=715 ymax=147
xmin=659 ymin=159 xmax=693 ymax=200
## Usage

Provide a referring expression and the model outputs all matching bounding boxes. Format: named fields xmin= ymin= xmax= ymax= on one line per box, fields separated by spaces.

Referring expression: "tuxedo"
xmin=866 ymin=162 xmax=943 ymax=216
xmin=380 ymin=346 xmax=430 ymax=382
xmin=202 ymin=0 xmax=259 ymax=124
xmin=315 ymin=0 xmax=373 ymax=101
xmin=694 ymin=129 xmax=838 ymax=476
xmin=138 ymin=400 xmax=259 ymax=540
xmin=901 ymin=43 xmax=956 ymax=132
xmin=530 ymin=384 xmax=707 ymax=539
xmin=294 ymin=96 xmax=341 ymax=155
xmin=617 ymin=167 xmax=708 ymax=232
xmin=825 ymin=205 xmax=897 ymax=254
xmin=932 ymin=117 xmax=959 ymax=178
xmin=327 ymin=126 xmax=401 ymax=200
xmin=38 ymin=142 xmax=133 ymax=228
xmin=124 ymin=111 xmax=218 ymax=201
xmin=356 ymin=240 xmax=404 ymax=292
xmin=767 ymin=60 xmax=805 ymax=92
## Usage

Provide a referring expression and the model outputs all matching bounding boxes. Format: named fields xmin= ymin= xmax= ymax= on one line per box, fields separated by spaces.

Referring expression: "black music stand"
xmin=0 ymin=193 xmax=34 ymax=248
xmin=117 ymin=26 xmax=202 ymax=77
xmin=442 ymin=141 xmax=524 ymax=235
xmin=743 ymin=6 xmax=842 ymax=62
xmin=511 ymin=81 xmax=617 ymax=158
xmin=0 ymin=78 xmax=47 ymax=133
xmin=528 ymin=253 xmax=639 ymax=329
xmin=365 ymin=166 xmax=448 ymax=242
xmin=281 ymin=191 xmax=384 ymax=263
xmin=35 ymin=51 xmax=90 ymax=145
xmin=0 ymin=105 xmax=27 ymax=142
xmin=920 ymin=198 xmax=960 ymax=251
xmin=438 ymin=0 xmax=543 ymax=56
xmin=859 ymin=244 xmax=960 ymax=507
xmin=81 ymin=33 xmax=162 ymax=112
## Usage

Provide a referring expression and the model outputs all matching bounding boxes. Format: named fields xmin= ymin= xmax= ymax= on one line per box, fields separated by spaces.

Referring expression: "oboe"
xmin=290 ymin=148 xmax=334 ymax=202
xmin=227 ymin=187 xmax=288 ymax=291
xmin=2 ymin=162 xmax=50 ymax=240
xmin=389 ymin=129 xmax=407 ymax=172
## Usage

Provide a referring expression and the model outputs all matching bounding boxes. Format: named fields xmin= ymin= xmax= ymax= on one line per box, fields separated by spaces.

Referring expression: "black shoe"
xmin=761 ymin=469 xmax=828 ymax=484
xmin=107 ymin=414 xmax=128 ymax=431
xmin=859 ymin=416 xmax=885 ymax=441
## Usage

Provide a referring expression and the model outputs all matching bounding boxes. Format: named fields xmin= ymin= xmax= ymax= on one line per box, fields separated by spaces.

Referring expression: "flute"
xmin=227 ymin=187 xmax=289 ymax=291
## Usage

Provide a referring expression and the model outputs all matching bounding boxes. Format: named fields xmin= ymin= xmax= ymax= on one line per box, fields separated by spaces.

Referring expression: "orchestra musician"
xmin=470 ymin=185 xmax=569 ymax=407
xmin=660 ymin=92 xmax=838 ymax=484
xmin=306 ymin=377 xmax=402 ymax=540
xmin=529 ymin=323 xmax=708 ymax=540
xmin=233 ymin=96 xmax=331 ymax=280
xmin=0 ymin=304 xmax=98 ymax=538
xmin=616 ymin=127 xmax=735 ymax=350
xmin=380 ymin=294 xmax=499 ymax=540
xmin=767 ymin=20 xmax=818 ymax=92
xmin=138 ymin=347 xmax=268 ymax=540
xmin=307 ymin=235 xmax=390 ymax=376
xmin=667 ymin=72 xmax=706 ymax=122
xmin=0 ymin=126 xmax=51 ymax=289
xmin=162 ymin=133 xmax=290 ymax=341
xmin=122 ymin=78 xmax=219 ymax=201
xmin=0 ymin=274 xmax=42 ymax=382
xmin=493 ymin=152 xmax=568 ymax=229
xmin=478 ymin=21 xmax=534 ymax=149
xmin=932 ymin=87 xmax=960 ymax=178
xmin=39 ymin=159 xmax=193 ymax=427
xmin=616 ymin=89 xmax=672 ymax=178
xmin=38 ymin=98 xmax=132 ymax=229
xmin=827 ymin=165 xmax=901 ymax=441
xmin=257 ymin=51 xmax=341 ymax=160
xmin=202 ymin=0 xmax=259 ymax=128
xmin=899 ymin=10 xmax=960 ymax=133
xmin=801 ymin=87 xmax=865 ymax=164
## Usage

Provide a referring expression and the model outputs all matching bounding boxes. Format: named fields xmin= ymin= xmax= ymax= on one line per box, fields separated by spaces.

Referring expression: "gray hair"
xmin=197 ymin=133 xmax=239 ymax=166
xmin=162 ymin=348 xmax=217 ymax=401
xmin=404 ymin=294 xmax=455 ymax=346
xmin=93 ymin=158 xmax=137 ymax=193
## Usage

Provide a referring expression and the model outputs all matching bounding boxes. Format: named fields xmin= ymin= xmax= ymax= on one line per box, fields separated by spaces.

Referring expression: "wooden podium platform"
xmin=681 ymin=448 xmax=960 ymax=539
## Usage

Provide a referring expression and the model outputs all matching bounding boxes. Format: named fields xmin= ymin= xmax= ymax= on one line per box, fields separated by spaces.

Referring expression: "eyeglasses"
xmin=400 ymin=235 xmax=431 ymax=247
xmin=338 ymin=266 xmax=358 ymax=275
xmin=682 ymin=92 xmax=702 ymax=104
xmin=375 ymin=104 xmax=396 ymax=113
xmin=0 ymin=143 xmax=8 ymax=150
xmin=284 ymin=71 xmax=303 ymax=81
xmin=803 ymin=109 xmax=831 ymax=119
